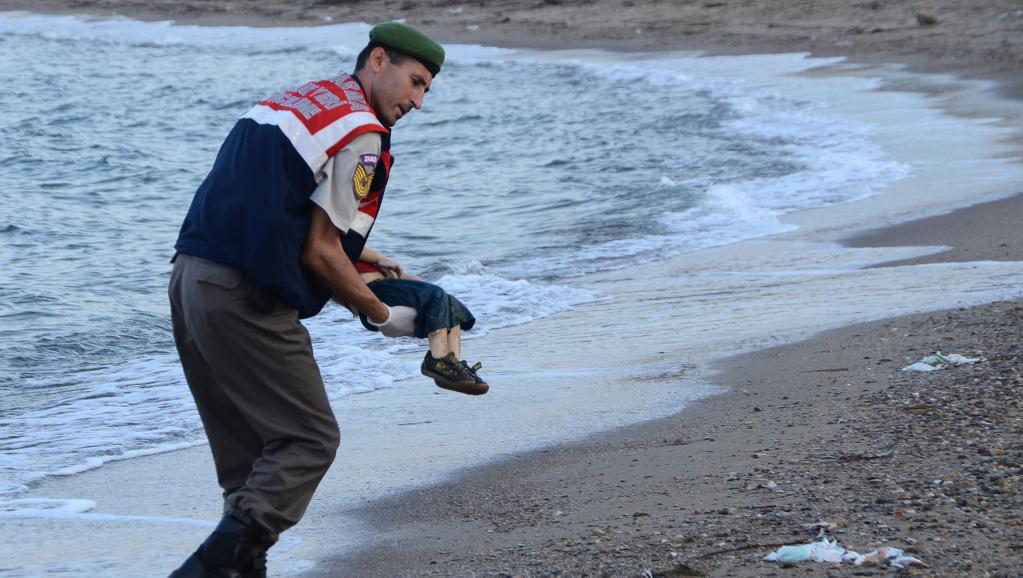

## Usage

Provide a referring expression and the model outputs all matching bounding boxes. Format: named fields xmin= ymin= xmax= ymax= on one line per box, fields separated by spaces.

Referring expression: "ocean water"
xmin=0 ymin=12 xmax=911 ymax=502
xmin=1 ymin=11 xmax=1023 ymax=578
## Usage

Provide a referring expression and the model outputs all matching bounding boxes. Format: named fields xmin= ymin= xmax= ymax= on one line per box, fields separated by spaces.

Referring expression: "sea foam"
xmin=0 ymin=11 xmax=907 ymax=511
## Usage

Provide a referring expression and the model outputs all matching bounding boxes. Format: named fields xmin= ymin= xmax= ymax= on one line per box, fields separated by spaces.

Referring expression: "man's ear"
xmin=371 ymin=46 xmax=389 ymax=73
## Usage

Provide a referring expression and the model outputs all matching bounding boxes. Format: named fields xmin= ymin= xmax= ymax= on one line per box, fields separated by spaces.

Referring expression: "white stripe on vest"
xmin=242 ymin=105 xmax=383 ymax=182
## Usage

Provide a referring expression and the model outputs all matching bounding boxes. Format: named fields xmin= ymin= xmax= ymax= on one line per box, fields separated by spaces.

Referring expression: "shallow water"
xmin=1 ymin=11 xmax=1022 ymax=578
xmin=0 ymin=13 xmax=912 ymax=499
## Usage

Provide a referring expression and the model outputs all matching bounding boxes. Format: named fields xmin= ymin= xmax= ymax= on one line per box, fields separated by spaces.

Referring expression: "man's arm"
xmin=301 ymin=205 xmax=390 ymax=324
xmin=302 ymin=132 xmax=389 ymax=321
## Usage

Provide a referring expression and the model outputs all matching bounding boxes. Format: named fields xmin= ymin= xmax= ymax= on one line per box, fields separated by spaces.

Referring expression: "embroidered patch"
xmin=352 ymin=153 xmax=377 ymax=199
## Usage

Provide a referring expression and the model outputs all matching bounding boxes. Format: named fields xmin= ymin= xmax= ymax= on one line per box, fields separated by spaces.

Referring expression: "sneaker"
xmin=461 ymin=360 xmax=489 ymax=391
xmin=421 ymin=352 xmax=489 ymax=395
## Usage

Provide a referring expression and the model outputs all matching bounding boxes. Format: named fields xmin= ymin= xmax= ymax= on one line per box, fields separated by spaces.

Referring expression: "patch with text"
xmin=352 ymin=153 xmax=378 ymax=199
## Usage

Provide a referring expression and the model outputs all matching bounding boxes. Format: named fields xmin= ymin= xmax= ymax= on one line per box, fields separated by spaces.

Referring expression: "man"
xmin=166 ymin=22 xmax=444 ymax=577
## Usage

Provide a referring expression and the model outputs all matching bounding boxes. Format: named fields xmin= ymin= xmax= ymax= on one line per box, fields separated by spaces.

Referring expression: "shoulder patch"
xmin=352 ymin=153 xmax=378 ymax=199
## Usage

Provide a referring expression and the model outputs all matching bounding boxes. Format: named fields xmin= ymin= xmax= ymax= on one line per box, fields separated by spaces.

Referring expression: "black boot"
xmin=241 ymin=550 xmax=268 ymax=578
xmin=168 ymin=515 xmax=276 ymax=578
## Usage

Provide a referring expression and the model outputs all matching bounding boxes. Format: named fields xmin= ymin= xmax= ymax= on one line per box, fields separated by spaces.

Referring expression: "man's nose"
xmin=411 ymin=88 xmax=425 ymax=109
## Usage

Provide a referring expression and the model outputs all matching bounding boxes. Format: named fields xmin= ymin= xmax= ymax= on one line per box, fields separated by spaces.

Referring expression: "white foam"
xmin=0 ymin=498 xmax=97 ymax=516
xmin=434 ymin=261 xmax=602 ymax=331
xmin=0 ymin=498 xmax=314 ymax=575
xmin=0 ymin=10 xmax=516 ymax=61
xmin=305 ymin=265 xmax=599 ymax=394
xmin=0 ymin=11 xmax=366 ymax=53
xmin=0 ymin=497 xmax=215 ymax=527
xmin=3 ymin=17 xmax=1011 ymax=573
xmin=0 ymin=352 xmax=202 ymax=497
xmin=0 ymin=260 xmax=593 ymax=500
xmin=503 ymin=184 xmax=796 ymax=279
xmin=720 ymin=98 xmax=911 ymax=211
xmin=480 ymin=52 xmax=910 ymax=279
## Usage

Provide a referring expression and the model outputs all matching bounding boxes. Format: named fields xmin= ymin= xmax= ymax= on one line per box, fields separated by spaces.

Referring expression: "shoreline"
xmin=845 ymin=193 xmax=1023 ymax=268
xmin=2 ymin=4 xmax=1021 ymax=577
xmin=249 ymin=3 xmax=1023 ymax=575
xmin=311 ymin=54 xmax=1023 ymax=575
xmin=330 ymin=298 xmax=1022 ymax=578
xmin=2 ymin=0 xmax=1021 ymax=100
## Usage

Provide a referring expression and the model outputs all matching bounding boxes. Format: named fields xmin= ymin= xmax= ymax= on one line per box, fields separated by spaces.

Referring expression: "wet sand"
xmin=282 ymin=1 xmax=1019 ymax=575
xmin=3 ymin=1 xmax=1020 ymax=576
xmin=332 ymin=299 xmax=1023 ymax=578
xmin=846 ymin=193 xmax=1023 ymax=268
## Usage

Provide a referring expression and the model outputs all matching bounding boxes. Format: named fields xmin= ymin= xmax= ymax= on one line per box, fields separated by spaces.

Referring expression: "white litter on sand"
xmin=902 ymin=351 xmax=982 ymax=372
xmin=764 ymin=536 xmax=924 ymax=568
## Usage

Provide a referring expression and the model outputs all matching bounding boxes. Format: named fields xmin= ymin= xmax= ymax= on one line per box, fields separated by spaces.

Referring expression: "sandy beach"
xmin=4 ymin=0 xmax=1022 ymax=90
xmin=335 ymin=300 xmax=1023 ymax=578
xmin=2 ymin=1 xmax=1021 ymax=577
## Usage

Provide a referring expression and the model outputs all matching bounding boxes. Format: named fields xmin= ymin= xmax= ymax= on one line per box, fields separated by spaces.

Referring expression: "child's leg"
xmin=447 ymin=326 xmax=461 ymax=359
xmin=428 ymin=328 xmax=450 ymax=359
xmin=427 ymin=326 xmax=461 ymax=360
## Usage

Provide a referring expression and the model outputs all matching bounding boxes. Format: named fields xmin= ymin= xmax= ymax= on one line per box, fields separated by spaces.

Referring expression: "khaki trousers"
xmin=168 ymin=254 xmax=340 ymax=535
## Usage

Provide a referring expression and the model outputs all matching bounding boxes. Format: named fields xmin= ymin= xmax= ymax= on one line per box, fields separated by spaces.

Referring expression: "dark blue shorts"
xmin=360 ymin=279 xmax=476 ymax=338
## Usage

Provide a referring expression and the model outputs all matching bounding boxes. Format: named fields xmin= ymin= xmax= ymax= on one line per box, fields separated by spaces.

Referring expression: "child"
xmin=355 ymin=247 xmax=488 ymax=395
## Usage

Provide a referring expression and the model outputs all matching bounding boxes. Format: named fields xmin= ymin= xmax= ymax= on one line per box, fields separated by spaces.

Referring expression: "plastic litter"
xmin=764 ymin=537 xmax=845 ymax=563
xmin=850 ymin=547 xmax=922 ymax=569
xmin=902 ymin=351 xmax=981 ymax=372
xmin=764 ymin=536 xmax=923 ymax=568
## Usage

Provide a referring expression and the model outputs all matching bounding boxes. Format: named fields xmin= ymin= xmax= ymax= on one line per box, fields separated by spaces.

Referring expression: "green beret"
xmin=369 ymin=22 xmax=445 ymax=77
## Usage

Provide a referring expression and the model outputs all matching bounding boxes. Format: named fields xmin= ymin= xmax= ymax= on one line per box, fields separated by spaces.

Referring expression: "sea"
xmin=1 ymin=11 xmax=1022 ymax=578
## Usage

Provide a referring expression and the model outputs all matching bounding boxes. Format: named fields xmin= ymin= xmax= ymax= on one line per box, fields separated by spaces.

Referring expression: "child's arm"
xmin=359 ymin=246 xmax=406 ymax=279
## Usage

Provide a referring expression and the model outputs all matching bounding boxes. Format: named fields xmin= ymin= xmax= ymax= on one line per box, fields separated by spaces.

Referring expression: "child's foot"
xmin=460 ymin=359 xmax=489 ymax=390
xmin=421 ymin=352 xmax=489 ymax=395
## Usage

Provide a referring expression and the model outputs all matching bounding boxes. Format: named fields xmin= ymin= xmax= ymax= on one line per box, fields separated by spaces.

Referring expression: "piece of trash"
xmin=764 ymin=480 xmax=778 ymax=489
xmin=764 ymin=537 xmax=845 ymax=563
xmin=764 ymin=536 xmax=924 ymax=568
xmin=852 ymin=547 xmax=923 ymax=569
xmin=902 ymin=351 xmax=981 ymax=372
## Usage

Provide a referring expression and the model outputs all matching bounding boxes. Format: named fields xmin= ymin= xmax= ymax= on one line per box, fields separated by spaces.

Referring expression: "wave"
xmin=0 ymin=262 xmax=595 ymax=500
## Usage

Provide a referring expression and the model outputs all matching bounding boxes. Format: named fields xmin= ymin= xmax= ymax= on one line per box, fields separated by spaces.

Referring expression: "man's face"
xmin=369 ymin=49 xmax=433 ymax=128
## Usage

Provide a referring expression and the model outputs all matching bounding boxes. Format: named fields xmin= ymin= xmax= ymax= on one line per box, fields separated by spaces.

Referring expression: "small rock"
xmin=916 ymin=11 xmax=939 ymax=26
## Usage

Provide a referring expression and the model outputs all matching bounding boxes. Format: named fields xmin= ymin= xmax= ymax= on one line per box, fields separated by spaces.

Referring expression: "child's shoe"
xmin=461 ymin=360 xmax=489 ymax=390
xmin=421 ymin=352 xmax=489 ymax=395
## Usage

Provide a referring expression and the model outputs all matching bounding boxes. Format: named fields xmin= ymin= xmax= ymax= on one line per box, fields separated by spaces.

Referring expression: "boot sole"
xmin=422 ymin=368 xmax=489 ymax=395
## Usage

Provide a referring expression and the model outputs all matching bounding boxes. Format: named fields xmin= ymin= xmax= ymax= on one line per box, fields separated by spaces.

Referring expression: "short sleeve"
xmin=310 ymin=132 xmax=382 ymax=233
